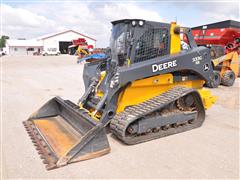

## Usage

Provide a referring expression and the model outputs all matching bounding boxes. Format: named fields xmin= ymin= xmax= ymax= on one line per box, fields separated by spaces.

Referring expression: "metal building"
xmin=5 ymin=30 xmax=96 ymax=55
xmin=5 ymin=39 xmax=43 ymax=55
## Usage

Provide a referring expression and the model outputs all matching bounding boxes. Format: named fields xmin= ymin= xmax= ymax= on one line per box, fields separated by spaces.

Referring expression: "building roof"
xmin=6 ymin=39 xmax=43 ymax=47
xmin=36 ymin=29 xmax=96 ymax=41
xmin=192 ymin=20 xmax=240 ymax=30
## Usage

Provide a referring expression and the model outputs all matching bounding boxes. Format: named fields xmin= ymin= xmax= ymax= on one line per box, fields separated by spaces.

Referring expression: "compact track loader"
xmin=23 ymin=19 xmax=217 ymax=170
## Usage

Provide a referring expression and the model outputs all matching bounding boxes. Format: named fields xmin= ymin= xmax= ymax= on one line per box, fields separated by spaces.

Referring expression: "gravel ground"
xmin=1 ymin=55 xmax=239 ymax=179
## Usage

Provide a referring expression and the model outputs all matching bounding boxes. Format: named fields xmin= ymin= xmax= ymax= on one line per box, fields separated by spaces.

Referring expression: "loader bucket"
xmin=23 ymin=97 xmax=110 ymax=170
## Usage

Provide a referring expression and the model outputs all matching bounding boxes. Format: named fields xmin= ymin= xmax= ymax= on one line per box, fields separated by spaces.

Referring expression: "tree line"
xmin=0 ymin=35 xmax=9 ymax=48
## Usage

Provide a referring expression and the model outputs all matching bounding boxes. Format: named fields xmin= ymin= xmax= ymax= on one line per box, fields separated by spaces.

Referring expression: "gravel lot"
xmin=1 ymin=55 xmax=239 ymax=179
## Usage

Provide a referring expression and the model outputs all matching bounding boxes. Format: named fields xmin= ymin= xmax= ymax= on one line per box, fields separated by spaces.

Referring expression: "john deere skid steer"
xmin=23 ymin=19 xmax=217 ymax=170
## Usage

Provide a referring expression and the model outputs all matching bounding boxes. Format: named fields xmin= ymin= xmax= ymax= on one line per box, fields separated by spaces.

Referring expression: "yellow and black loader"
xmin=23 ymin=19 xmax=217 ymax=170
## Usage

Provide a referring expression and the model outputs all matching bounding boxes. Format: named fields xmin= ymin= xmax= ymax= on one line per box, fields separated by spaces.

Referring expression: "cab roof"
xmin=111 ymin=19 xmax=145 ymax=25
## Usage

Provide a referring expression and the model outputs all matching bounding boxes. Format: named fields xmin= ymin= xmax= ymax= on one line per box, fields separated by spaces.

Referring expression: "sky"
xmin=1 ymin=0 xmax=239 ymax=47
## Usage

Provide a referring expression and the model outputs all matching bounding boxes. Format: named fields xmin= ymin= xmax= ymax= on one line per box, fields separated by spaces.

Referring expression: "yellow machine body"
xmin=116 ymin=74 xmax=217 ymax=113
xmin=85 ymin=22 xmax=216 ymax=118
xmin=170 ymin=22 xmax=181 ymax=54
xmin=116 ymin=22 xmax=216 ymax=114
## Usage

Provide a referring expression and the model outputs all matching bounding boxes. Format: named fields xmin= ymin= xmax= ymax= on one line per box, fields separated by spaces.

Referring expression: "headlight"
xmin=132 ymin=20 xmax=136 ymax=26
xmin=139 ymin=20 xmax=144 ymax=26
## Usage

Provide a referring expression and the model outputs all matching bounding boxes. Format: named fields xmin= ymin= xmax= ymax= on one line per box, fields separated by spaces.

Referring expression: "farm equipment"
xmin=192 ymin=20 xmax=240 ymax=53
xmin=208 ymin=51 xmax=239 ymax=87
xmin=68 ymin=38 xmax=93 ymax=56
xmin=23 ymin=19 xmax=217 ymax=170
xmin=191 ymin=20 xmax=240 ymax=87
xmin=76 ymin=46 xmax=89 ymax=57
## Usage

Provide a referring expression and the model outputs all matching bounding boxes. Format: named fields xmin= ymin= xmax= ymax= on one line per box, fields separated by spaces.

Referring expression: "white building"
xmin=5 ymin=30 xmax=96 ymax=55
xmin=6 ymin=39 xmax=43 ymax=55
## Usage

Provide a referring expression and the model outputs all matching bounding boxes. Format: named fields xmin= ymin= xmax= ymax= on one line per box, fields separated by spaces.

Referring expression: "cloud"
xmin=205 ymin=11 xmax=239 ymax=22
xmin=159 ymin=1 xmax=239 ymax=28
xmin=201 ymin=2 xmax=239 ymax=22
xmin=173 ymin=2 xmax=239 ymax=23
xmin=102 ymin=3 xmax=163 ymax=22
xmin=1 ymin=2 xmax=164 ymax=47
xmin=1 ymin=2 xmax=239 ymax=47
xmin=1 ymin=4 xmax=64 ymax=39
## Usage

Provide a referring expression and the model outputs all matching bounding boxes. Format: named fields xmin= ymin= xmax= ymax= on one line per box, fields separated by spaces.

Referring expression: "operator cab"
xmin=110 ymin=19 xmax=171 ymax=66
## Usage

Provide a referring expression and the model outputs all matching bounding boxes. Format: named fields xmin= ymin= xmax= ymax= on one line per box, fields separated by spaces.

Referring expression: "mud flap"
xmin=23 ymin=97 xmax=110 ymax=170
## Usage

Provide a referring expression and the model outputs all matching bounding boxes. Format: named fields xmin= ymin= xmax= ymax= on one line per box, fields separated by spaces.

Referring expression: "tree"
xmin=0 ymin=35 xmax=9 ymax=48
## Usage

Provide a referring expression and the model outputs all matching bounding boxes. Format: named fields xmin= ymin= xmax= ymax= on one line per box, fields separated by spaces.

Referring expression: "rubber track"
xmin=110 ymin=86 xmax=205 ymax=145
